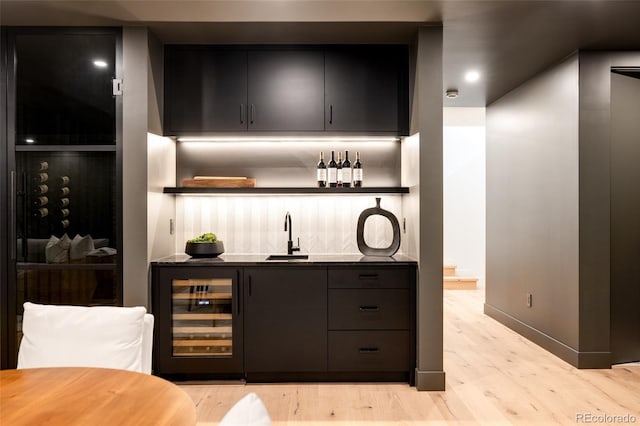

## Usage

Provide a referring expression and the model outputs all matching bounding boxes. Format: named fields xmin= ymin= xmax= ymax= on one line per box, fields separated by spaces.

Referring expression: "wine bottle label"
xmin=317 ymin=169 xmax=327 ymax=181
xmin=353 ymin=169 xmax=363 ymax=181
xmin=342 ymin=168 xmax=352 ymax=184
xmin=337 ymin=169 xmax=343 ymax=183
xmin=328 ymin=168 xmax=337 ymax=183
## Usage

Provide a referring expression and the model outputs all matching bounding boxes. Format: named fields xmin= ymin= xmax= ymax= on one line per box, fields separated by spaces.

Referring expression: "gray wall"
xmin=610 ymin=71 xmax=640 ymax=364
xmin=486 ymin=54 xmax=581 ymax=360
xmin=411 ymin=26 xmax=445 ymax=391
xmin=487 ymin=51 xmax=640 ymax=368
xmin=123 ymin=27 xmax=151 ymax=307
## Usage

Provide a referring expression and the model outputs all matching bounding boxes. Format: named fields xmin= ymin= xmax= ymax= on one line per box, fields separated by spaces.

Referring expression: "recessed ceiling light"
xmin=25 ymin=138 xmax=35 ymax=143
xmin=445 ymin=89 xmax=459 ymax=99
xmin=465 ymin=70 xmax=480 ymax=83
xmin=93 ymin=59 xmax=108 ymax=68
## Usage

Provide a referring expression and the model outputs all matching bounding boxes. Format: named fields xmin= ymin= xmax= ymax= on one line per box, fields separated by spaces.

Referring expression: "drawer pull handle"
xmin=359 ymin=347 xmax=380 ymax=354
xmin=358 ymin=274 xmax=379 ymax=280
xmin=359 ymin=306 xmax=380 ymax=312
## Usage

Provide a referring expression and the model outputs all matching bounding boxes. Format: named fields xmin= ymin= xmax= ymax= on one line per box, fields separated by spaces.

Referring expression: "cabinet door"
xmin=164 ymin=47 xmax=247 ymax=134
xmin=244 ymin=267 xmax=327 ymax=372
xmin=247 ymin=50 xmax=325 ymax=131
xmin=325 ymin=46 xmax=408 ymax=133
xmin=151 ymin=266 xmax=243 ymax=376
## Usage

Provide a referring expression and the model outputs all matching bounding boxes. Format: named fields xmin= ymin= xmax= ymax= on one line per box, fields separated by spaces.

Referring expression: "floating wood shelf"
xmin=163 ymin=186 xmax=409 ymax=195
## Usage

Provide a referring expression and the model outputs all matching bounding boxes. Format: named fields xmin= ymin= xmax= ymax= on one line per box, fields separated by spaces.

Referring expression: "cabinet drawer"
xmin=328 ymin=289 xmax=409 ymax=330
xmin=328 ymin=331 xmax=410 ymax=371
xmin=328 ymin=267 xmax=410 ymax=289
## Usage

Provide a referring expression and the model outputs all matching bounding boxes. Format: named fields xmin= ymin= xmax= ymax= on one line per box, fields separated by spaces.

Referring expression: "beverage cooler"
xmin=1 ymin=28 xmax=123 ymax=368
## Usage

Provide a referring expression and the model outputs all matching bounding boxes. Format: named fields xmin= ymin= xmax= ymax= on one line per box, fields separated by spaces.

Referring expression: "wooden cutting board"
xmin=182 ymin=176 xmax=256 ymax=187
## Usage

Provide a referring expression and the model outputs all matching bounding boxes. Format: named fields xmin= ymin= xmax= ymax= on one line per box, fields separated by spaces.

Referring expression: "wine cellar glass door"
xmin=152 ymin=266 xmax=243 ymax=377
xmin=172 ymin=278 xmax=233 ymax=357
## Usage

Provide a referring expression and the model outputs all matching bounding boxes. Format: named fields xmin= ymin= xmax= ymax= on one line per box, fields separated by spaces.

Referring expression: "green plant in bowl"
xmin=185 ymin=233 xmax=225 ymax=258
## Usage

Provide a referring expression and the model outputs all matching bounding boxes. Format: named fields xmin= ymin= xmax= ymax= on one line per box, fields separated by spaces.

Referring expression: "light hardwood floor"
xmin=180 ymin=289 xmax=640 ymax=425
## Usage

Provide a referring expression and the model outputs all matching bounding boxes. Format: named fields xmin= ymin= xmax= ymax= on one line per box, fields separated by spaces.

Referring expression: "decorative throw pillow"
xmin=219 ymin=393 xmax=272 ymax=426
xmin=17 ymin=302 xmax=147 ymax=373
xmin=70 ymin=234 xmax=95 ymax=261
xmin=45 ymin=233 xmax=71 ymax=263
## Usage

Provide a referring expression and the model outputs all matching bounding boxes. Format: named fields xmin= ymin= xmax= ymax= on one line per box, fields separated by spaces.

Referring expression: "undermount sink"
xmin=265 ymin=254 xmax=309 ymax=260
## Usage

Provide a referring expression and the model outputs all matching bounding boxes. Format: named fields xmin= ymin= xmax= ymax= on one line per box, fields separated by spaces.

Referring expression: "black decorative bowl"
xmin=185 ymin=241 xmax=225 ymax=258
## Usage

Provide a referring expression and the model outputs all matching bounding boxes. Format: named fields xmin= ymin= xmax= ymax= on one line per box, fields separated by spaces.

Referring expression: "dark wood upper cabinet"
xmin=164 ymin=47 xmax=247 ymax=133
xmin=325 ymin=45 xmax=408 ymax=134
xmin=247 ymin=49 xmax=324 ymax=131
xmin=164 ymin=45 xmax=408 ymax=135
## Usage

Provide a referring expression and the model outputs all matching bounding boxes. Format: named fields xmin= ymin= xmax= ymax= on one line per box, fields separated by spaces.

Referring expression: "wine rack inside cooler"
xmin=172 ymin=278 xmax=233 ymax=357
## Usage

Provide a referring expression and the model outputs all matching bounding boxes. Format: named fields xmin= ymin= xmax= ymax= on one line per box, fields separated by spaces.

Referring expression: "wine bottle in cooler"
xmin=353 ymin=151 xmax=363 ymax=187
xmin=328 ymin=150 xmax=338 ymax=187
xmin=342 ymin=150 xmax=352 ymax=187
xmin=316 ymin=152 xmax=327 ymax=187
xmin=336 ymin=151 xmax=343 ymax=187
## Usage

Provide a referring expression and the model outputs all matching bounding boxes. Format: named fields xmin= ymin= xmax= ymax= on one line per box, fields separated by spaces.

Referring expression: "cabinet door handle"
xmin=329 ymin=104 xmax=333 ymax=125
xmin=234 ymin=280 xmax=240 ymax=315
xmin=250 ymin=104 xmax=255 ymax=124
xmin=359 ymin=347 xmax=380 ymax=354
xmin=10 ymin=171 xmax=16 ymax=261
xmin=248 ymin=275 xmax=252 ymax=296
xmin=240 ymin=104 xmax=245 ymax=124
xmin=358 ymin=273 xmax=379 ymax=280
xmin=359 ymin=305 xmax=380 ymax=312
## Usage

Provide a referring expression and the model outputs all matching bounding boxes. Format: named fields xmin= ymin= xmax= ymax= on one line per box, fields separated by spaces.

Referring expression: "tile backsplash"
xmin=176 ymin=195 xmax=404 ymax=255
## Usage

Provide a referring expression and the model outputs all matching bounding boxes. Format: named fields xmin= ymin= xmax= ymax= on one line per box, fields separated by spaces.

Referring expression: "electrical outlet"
xmin=526 ymin=293 xmax=533 ymax=308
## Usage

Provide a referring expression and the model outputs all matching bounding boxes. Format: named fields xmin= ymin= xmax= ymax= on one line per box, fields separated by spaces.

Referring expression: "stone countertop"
xmin=151 ymin=253 xmax=417 ymax=266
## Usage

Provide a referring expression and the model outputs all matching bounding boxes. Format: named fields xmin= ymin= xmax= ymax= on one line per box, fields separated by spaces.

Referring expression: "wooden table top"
xmin=0 ymin=367 xmax=197 ymax=426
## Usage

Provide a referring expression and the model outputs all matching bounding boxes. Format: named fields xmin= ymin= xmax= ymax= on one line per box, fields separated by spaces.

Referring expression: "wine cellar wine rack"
xmin=171 ymin=278 xmax=234 ymax=357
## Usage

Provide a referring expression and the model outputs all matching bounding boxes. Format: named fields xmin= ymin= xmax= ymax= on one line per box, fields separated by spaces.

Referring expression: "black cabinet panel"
xmin=328 ymin=266 xmax=410 ymax=289
xmin=325 ymin=46 xmax=408 ymax=134
xmin=328 ymin=289 xmax=410 ymax=330
xmin=244 ymin=267 xmax=327 ymax=372
xmin=164 ymin=45 xmax=408 ymax=135
xmin=165 ymin=47 xmax=247 ymax=133
xmin=248 ymin=50 xmax=325 ymax=131
xmin=328 ymin=330 xmax=410 ymax=371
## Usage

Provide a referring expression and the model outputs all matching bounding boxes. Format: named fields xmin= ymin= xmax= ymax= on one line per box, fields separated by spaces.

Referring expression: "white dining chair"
xmin=17 ymin=302 xmax=154 ymax=374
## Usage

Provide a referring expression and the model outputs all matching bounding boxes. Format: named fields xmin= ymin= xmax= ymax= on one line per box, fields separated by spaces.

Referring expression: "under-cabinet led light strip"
xmin=176 ymin=136 xmax=400 ymax=142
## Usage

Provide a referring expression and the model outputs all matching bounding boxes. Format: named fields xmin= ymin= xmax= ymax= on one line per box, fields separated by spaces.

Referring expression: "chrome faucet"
xmin=284 ymin=211 xmax=300 ymax=255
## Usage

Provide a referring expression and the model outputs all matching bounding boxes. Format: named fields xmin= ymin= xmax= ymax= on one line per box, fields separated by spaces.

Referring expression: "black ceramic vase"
xmin=356 ymin=197 xmax=401 ymax=257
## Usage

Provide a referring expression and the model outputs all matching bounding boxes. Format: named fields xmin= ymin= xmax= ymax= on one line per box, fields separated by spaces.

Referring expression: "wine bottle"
xmin=32 ymin=196 xmax=48 ymax=207
xmin=316 ymin=152 xmax=327 ymax=187
xmin=337 ymin=151 xmax=344 ymax=187
xmin=38 ymin=161 xmax=49 ymax=171
xmin=59 ymin=197 xmax=70 ymax=207
xmin=60 ymin=219 xmax=70 ymax=229
xmin=33 ymin=184 xmax=49 ymax=195
xmin=59 ymin=208 xmax=70 ymax=218
xmin=60 ymin=175 xmax=70 ymax=185
xmin=33 ymin=207 xmax=49 ymax=218
xmin=328 ymin=150 xmax=338 ymax=187
xmin=59 ymin=187 xmax=70 ymax=196
xmin=342 ymin=150 xmax=352 ymax=187
xmin=353 ymin=151 xmax=363 ymax=187
xmin=32 ymin=172 xmax=48 ymax=183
